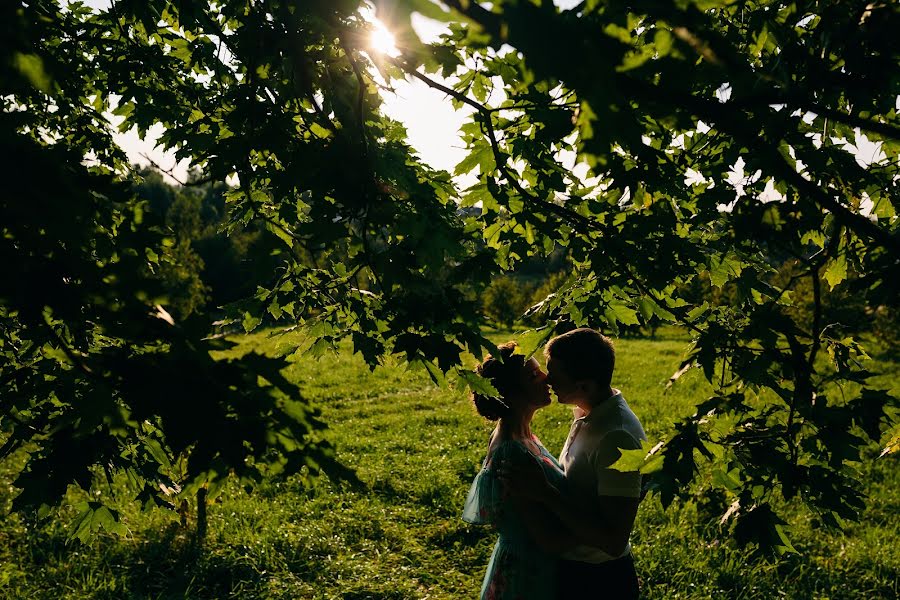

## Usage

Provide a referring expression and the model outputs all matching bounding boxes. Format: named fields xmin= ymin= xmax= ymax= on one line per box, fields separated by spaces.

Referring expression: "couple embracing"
xmin=464 ymin=328 xmax=645 ymax=599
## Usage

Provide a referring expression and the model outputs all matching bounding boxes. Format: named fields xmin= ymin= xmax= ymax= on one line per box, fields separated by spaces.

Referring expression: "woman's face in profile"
xmin=518 ymin=357 xmax=551 ymax=410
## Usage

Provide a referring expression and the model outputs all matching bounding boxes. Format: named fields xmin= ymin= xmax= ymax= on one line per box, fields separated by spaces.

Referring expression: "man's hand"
xmin=497 ymin=454 xmax=553 ymax=504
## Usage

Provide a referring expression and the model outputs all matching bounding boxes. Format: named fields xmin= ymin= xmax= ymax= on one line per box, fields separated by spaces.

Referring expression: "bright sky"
xmin=83 ymin=0 xmax=581 ymax=184
xmin=81 ymin=0 xmax=887 ymax=214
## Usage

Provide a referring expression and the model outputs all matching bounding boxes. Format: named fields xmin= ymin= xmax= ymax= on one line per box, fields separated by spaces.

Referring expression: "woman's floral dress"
xmin=462 ymin=438 xmax=566 ymax=600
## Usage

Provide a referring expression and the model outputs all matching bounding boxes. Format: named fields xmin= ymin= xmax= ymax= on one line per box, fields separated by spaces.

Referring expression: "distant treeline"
xmin=137 ymin=169 xmax=897 ymax=350
xmin=133 ymin=168 xmax=283 ymax=321
xmin=133 ymin=167 xmax=572 ymax=329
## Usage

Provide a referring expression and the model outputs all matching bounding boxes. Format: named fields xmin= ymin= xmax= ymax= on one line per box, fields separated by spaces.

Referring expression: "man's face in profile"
xmin=546 ymin=356 xmax=580 ymax=405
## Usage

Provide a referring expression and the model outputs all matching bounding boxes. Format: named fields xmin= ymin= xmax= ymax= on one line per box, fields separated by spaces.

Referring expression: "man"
xmin=502 ymin=328 xmax=646 ymax=599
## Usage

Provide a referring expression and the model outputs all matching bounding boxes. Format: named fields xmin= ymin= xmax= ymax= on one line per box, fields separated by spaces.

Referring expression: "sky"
xmin=82 ymin=0 xmax=489 ymax=182
xmin=80 ymin=0 xmax=887 ymax=212
xmin=83 ymin=0 xmax=584 ymax=184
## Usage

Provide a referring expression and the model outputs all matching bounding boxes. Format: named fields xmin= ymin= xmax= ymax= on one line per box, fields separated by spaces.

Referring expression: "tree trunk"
xmin=196 ymin=486 xmax=208 ymax=543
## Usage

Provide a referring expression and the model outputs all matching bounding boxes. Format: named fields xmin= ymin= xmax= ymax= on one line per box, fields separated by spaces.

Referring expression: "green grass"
xmin=1 ymin=330 xmax=897 ymax=599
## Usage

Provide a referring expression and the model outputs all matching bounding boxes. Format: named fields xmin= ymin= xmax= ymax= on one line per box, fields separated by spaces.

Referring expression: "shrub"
xmin=481 ymin=275 xmax=535 ymax=328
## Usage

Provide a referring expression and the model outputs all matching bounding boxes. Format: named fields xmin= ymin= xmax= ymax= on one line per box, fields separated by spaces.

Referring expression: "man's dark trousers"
xmin=556 ymin=554 xmax=640 ymax=599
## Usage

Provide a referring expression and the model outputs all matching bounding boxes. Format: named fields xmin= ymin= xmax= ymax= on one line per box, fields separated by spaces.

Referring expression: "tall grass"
xmin=0 ymin=329 xmax=896 ymax=599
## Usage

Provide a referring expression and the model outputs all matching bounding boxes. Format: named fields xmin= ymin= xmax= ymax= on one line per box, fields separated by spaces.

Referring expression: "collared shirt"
xmin=559 ymin=389 xmax=646 ymax=564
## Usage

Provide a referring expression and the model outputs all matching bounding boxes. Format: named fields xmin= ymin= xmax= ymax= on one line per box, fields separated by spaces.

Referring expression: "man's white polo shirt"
xmin=559 ymin=389 xmax=646 ymax=564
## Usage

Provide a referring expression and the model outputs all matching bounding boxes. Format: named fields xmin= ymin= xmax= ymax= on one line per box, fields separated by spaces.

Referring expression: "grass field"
xmin=1 ymin=329 xmax=897 ymax=599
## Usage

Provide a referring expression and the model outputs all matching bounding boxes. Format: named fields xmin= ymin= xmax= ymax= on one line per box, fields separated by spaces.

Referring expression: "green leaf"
xmin=268 ymin=301 xmax=283 ymax=320
xmin=242 ymin=311 xmax=262 ymax=333
xmin=733 ymin=503 xmax=794 ymax=555
xmin=13 ymin=53 xmax=52 ymax=92
xmin=420 ymin=359 xmax=446 ymax=386
xmin=309 ymin=122 xmax=331 ymax=138
xmin=712 ymin=466 xmax=741 ymax=491
xmin=708 ymin=253 xmax=744 ymax=288
xmin=461 ymin=182 xmax=493 ymax=208
xmin=638 ymin=296 xmax=676 ymax=322
xmin=801 ymin=230 xmax=825 ymax=249
xmin=455 ymin=144 xmax=493 ymax=176
xmin=69 ymin=502 xmax=128 ymax=543
xmin=654 ymin=29 xmax=673 ymax=56
xmin=637 ymin=297 xmax=654 ymax=321
xmin=609 ymin=440 xmax=664 ymax=474
xmin=870 ymin=192 xmax=896 ymax=219
xmin=751 ymin=26 xmax=768 ymax=57
xmin=879 ymin=429 xmax=900 ymax=458
xmin=823 ymin=255 xmax=847 ymax=290
xmin=484 ymin=221 xmax=504 ymax=248
xmin=607 ymin=302 xmax=640 ymax=326
xmin=405 ymin=0 xmax=454 ymax=22
xmin=687 ymin=302 xmax=709 ymax=322
xmin=775 ymin=524 xmax=798 ymax=554
xmin=514 ymin=326 xmax=554 ymax=359
xmin=456 ymin=369 xmax=500 ymax=398
xmin=143 ymin=438 xmax=172 ymax=469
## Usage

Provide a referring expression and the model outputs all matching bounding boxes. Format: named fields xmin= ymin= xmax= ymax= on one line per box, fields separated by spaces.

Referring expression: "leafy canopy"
xmin=2 ymin=0 xmax=898 ymax=552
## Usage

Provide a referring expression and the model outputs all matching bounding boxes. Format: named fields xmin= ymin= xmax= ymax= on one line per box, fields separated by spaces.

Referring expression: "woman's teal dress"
xmin=462 ymin=437 xmax=565 ymax=600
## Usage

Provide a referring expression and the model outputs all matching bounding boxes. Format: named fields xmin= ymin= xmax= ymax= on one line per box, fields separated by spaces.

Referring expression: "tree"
xmin=385 ymin=0 xmax=899 ymax=552
xmin=4 ymin=0 xmax=495 ymax=540
xmin=131 ymin=168 xmax=289 ymax=319
xmin=482 ymin=275 xmax=535 ymax=328
xmin=2 ymin=0 xmax=897 ymax=553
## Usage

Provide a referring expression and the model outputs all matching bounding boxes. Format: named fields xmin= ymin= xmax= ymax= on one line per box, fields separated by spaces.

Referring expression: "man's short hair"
xmin=544 ymin=328 xmax=615 ymax=388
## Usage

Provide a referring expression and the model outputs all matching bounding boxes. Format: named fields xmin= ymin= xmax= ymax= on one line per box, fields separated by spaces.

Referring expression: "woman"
xmin=463 ymin=342 xmax=566 ymax=600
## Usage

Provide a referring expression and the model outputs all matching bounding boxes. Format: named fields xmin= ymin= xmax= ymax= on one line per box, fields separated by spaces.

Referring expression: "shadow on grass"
xmin=14 ymin=522 xmax=277 ymax=599
xmin=367 ymin=475 xmax=460 ymax=519
xmin=342 ymin=590 xmax=409 ymax=600
xmin=428 ymin=522 xmax=490 ymax=548
xmin=10 ymin=505 xmax=897 ymax=600
xmin=639 ymin=545 xmax=899 ymax=600
xmin=772 ymin=553 xmax=899 ymax=600
xmin=120 ymin=524 xmax=273 ymax=599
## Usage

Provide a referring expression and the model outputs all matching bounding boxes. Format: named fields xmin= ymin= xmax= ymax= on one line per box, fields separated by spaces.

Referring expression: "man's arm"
xmin=501 ymin=432 xmax=643 ymax=556
xmin=533 ymin=480 xmax=639 ymax=556
xmin=508 ymin=495 xmax=580 ymax=554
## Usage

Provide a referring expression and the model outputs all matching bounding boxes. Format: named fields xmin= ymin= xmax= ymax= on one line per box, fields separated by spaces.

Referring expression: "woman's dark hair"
xmin=471 ymin=342 xmax=527 ymax=421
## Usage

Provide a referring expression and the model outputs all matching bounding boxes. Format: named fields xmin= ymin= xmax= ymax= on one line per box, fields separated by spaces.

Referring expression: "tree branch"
xmin=391 ymin=58 xmax=603 ymax=234
xmin=441 ymin=1 xmax=900 ymax=254
xmin=809 ymin=262 xmax=823 ymax=368
xmin=339 ymin=35 xmax=370 ymax=161
xmin=138 ymin=153 xmax=215 ymax=187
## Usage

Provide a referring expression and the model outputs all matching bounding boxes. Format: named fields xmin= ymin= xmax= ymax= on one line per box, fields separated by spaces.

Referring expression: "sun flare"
xmin=369 ymin=19 xmax=400 ymax=57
